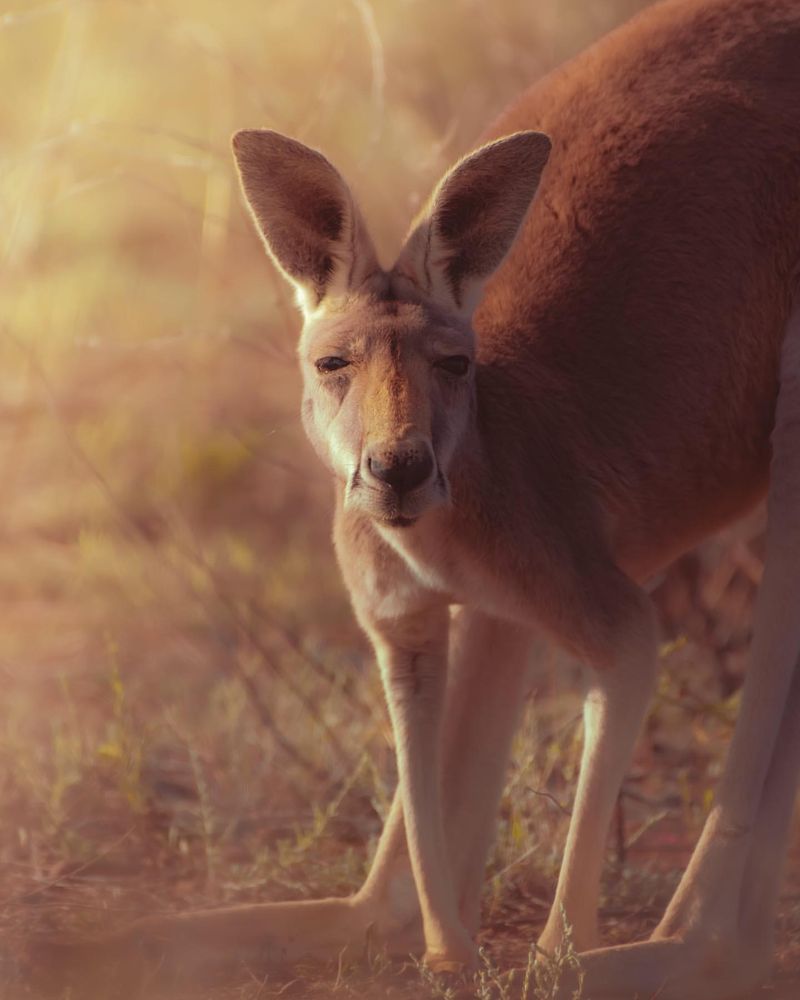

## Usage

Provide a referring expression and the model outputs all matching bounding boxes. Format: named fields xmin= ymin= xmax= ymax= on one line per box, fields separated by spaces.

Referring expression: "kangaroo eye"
xmin=315 ymin=356 xmax=350 ymax=373
xmin=436 ymin=355 xmax=470 ymax=376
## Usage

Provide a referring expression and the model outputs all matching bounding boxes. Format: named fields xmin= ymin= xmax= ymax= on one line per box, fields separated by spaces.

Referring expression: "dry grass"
xmin=1 ymin=1 xmax=799 ymax=997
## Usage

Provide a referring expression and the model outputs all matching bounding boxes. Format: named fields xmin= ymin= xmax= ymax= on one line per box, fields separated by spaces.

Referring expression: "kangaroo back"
xmin=474 ymin=0 xmax=800 ymax=576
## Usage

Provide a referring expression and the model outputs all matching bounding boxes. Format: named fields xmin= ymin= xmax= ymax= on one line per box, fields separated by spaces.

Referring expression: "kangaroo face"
xmin=300 ymin=290 xmax=474 ymax=526
xmin=232 ymin=127 xmax=549 ymax=528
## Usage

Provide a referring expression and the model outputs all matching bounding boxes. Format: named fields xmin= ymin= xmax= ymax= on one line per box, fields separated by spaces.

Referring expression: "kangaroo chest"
xmin=369 ymin=513 xmax=533 ymax=627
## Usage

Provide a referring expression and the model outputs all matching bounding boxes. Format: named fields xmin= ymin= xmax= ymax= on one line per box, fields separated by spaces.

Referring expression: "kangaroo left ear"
xmin=232 ymin=130 xmax=380 ymax=318
xmin=393 ymin=131 xmax=551 ymax=318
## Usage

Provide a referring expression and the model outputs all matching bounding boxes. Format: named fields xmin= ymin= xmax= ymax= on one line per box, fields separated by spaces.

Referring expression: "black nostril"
xmin=367 ymin=449 xmax=434 ymax=494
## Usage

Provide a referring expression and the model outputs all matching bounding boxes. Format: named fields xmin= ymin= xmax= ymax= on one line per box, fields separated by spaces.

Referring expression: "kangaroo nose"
xmin=366 ymin=443 xmax=434 ymax=494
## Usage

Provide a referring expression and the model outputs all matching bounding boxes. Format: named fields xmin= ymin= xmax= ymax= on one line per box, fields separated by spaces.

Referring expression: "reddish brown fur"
xmin=468 ymin=0 xmax=800 ymax=581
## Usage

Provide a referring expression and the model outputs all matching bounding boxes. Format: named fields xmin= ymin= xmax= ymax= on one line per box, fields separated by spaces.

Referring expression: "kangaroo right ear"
xmin=393 ymin=131 xmax=551 ymax=319
xmin=232 ymin=130 xmax=380 ymax=317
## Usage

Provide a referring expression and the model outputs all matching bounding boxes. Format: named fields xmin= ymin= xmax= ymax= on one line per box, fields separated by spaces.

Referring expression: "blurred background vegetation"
xmin=0 ymin=1 xmax=796 ymax=997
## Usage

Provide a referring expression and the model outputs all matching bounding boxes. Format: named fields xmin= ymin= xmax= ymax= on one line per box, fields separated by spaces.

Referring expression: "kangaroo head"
xmin=232 ymin=128 xmax=550 ymax=528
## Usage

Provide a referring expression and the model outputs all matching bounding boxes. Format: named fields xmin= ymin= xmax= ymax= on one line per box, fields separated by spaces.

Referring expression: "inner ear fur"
xmin=232 ymin=129 xmax=379 ymax=314
xmin=394 ymin=131 xmax=551 ymax=317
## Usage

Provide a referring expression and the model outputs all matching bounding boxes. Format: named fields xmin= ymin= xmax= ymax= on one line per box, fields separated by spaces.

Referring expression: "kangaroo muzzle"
xmin=363 ymin=438 xmax=435 ymax=496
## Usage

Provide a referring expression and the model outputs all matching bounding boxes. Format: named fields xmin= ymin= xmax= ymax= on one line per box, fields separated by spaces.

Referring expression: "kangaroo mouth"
xmin=346 ymin=467 xmax=447 ymax=526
